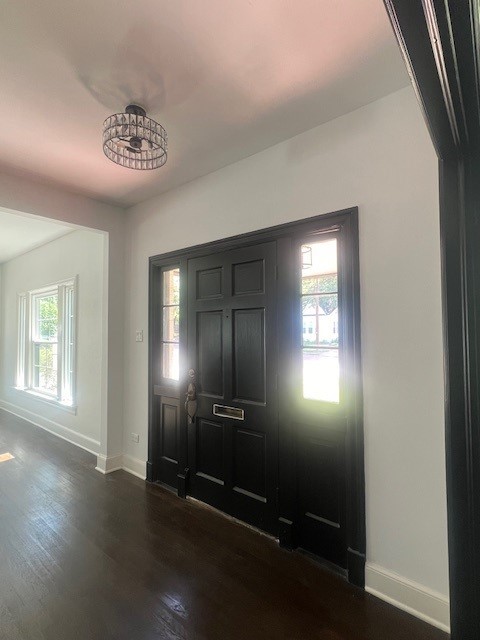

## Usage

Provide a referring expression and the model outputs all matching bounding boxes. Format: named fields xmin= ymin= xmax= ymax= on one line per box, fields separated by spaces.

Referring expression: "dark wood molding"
xmin=146 ymin=460 xmax=154 ymax=483
xmin=147 ymin=260 xmax=158 ymax=484
xmin=347 ymin=548 xmax=366 ymax=588
xmin=278 ymin=517 xmax=295 ymax=551
xmin=149 ymin=208 xmax=355 ymax=266
xmin=383 ymin=1 xmax=456 ymax=158
xmin=177 ymin=467 xmax=189 ymax=499
xmin=384 ymin=1 xmax=480 ymax=637
xmin=342 ymin=211 xmax=365 ymax=582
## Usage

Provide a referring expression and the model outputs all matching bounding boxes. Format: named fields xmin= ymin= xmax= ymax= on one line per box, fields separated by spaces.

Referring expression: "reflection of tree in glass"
xmin=36 ymin=295 xmax=58 ymax=393
xmin=39 ymin=296 xmax=58 ymax=340
xmin=171 ymin=273 xmax=180 ymax=306
xmin=164 ymin=270 xmax=180 ymax=305
xmin=173 ymin=305 xmax=180 ymax=334
xmin=38 ymin=345 xmax=57 ymax=392
xmin=302 ymin=274 xmax=337 ymax=314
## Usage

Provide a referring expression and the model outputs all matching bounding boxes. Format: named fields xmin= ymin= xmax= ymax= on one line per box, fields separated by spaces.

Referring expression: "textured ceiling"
xmin=0 ymin=0 xmax=408 ymax=207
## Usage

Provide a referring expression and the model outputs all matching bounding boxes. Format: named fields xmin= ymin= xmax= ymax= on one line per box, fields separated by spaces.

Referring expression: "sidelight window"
xmin=301 ymin=238 xmax=339 ymax=403
xmin=162 ymin=267 xmax=180 ymax=380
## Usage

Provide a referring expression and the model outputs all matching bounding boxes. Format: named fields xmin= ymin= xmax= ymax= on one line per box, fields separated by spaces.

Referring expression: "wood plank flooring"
xmin=0 ymin=409 xmax=449 ymax=639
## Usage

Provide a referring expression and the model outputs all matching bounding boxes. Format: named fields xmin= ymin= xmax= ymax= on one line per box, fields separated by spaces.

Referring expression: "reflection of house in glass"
xmin=302 ymin=304 xmax=338 ymax=346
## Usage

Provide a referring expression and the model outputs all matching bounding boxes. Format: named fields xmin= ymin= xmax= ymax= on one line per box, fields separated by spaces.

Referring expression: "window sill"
xmin=12 ymin=387 xmax=77 ymax=415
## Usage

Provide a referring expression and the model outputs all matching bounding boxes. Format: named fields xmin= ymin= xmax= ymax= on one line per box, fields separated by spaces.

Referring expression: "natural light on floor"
xmin=0 ymin=452 xmax=14 ymax=463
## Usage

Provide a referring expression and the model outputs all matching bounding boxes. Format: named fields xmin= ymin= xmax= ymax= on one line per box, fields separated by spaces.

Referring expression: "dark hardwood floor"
xmin=0 ymin=409 xmax=449 ymax=640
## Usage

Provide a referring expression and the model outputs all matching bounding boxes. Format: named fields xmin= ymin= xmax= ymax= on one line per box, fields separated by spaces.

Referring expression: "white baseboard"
xmin=122 ymin=454 xmax=146 ymax=479
xmin=0 ymin=399 xmax=100 ymax=456
xmin=365 ymin=562 xmax=450 ymax=633
xmin=0 ymin=400 xmax=146 ymax=481
xmin=95 ymin=453 xmax=146 ymax=480
xmin=95 ymin=453 xmax=123 ymax=474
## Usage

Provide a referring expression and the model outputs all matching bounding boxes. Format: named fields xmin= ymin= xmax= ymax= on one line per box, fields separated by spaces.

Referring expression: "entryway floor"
xmin=0 ymin=409 xmax=449 ymax=640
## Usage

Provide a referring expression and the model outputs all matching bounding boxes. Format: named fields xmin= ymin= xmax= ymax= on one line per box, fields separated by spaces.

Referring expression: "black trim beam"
xmin=149 ymin=209 xmax=350 ymax=265
xmin=438 ymin=157 xmax=473 ymax=638
xmin=384 ymin=1 xmax=458 ymax=157
xmin=384 ymin=1 xmax=480 ymax=637
xmin=343 ymin=211 xmax=365 ymax=587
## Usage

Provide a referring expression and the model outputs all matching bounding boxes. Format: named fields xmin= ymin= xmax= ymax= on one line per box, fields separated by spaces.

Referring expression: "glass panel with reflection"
xmin=163 ymin=306 xmax=180 ymax=343
xmin=301 ymin=238 xmax=339 ymax=403
xmin=302 ymin=348 xmax=339 ymax=403
xmin=162 ymin=267 xmax=180 ymax=381
xmin=163 ymin=268 xmax=180 ymax=306
xmin=162 ymin=342 xmax=180 ymax=381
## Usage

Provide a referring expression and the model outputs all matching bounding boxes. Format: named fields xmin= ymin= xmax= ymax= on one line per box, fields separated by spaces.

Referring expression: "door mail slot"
xmin=212 ymin=404 xmax=245 ymax=421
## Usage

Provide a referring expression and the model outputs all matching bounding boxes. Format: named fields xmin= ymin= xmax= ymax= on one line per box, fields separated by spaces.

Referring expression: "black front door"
xmin=149 ymin=210 xmax=364 ymax=584
xmin=186 ymin=242 xmax=278 ymax=533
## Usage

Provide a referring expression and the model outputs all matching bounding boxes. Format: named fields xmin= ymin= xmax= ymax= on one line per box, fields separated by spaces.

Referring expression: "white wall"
xmin=0 ymin=174 xmax=125 ymax=462
xmin=0 ymin=229 xmax=105 ymax=452
xmin=123 ymin=86 xmax=449 ymax=627
xmin=0 ymin=85 xmax=449 ymax=630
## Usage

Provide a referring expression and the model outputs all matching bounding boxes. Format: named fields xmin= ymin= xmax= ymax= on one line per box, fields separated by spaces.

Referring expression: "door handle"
xmin=185 ymin=368 xmax=197 ymax=424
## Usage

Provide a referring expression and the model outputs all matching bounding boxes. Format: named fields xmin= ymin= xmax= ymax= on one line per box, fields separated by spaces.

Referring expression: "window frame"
xmin=299 ymin=234 xmax=342 ymax=406
xmin=16 ymin=293 xmax=27 ymax=389
xmin=16 ymin=277 xmax=77 ymax=410
xmin=30 ymin=285 xmax=61 ymax=399
xmin=160 ymin=265 xmax=180 ymax=382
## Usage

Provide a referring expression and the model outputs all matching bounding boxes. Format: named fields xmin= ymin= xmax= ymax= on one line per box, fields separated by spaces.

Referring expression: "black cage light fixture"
xmin=103 ymin=104 xmax=167 ymax=170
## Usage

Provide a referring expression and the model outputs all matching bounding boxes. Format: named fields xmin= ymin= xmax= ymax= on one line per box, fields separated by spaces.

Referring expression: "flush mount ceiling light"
xmin=103 ymin=104 xmax=167 ymax=170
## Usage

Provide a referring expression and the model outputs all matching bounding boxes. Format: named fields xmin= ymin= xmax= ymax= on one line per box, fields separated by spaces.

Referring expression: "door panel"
xmin=233 ymin=427 xmax=267 ymax=501
xmin=196 ymin=418 xmax=225 ymax=484
xmin=197 ymin=311 xmax=224 ymax=396
xmin=294 ymin=234 xmax=348 ymax=567
xmin=152 ymin=391 xmax=181 ymax=488
xmin=187 ymin=242 xmax=278 ymax=533
xmin=232 ymin=308 xmax=265 ymax=402
xmin=150 ymin=264 xmax=182 ymax=489
xmin=161 ymin=400 xmax=179 ymax=463
xmin=296 ymin=427 xmax=346 ymax=566
xmin=233 ymin=260 xmax=264 ymax=295
xmin=197 ymin=267 xmax=223 ymax=299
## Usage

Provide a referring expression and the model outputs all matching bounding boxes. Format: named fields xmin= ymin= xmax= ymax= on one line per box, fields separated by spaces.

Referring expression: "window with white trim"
xmin=17 ymin=279 xmax=77 ymax=406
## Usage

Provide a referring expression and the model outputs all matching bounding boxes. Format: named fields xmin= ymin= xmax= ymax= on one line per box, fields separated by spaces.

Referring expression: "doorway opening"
xmin=0 ymin=207 xmax=109 ymax=461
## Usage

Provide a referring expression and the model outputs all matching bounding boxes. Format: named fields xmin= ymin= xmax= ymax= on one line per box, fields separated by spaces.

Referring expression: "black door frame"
xmin=148 ymin=207 xmax=365 ymax=586
xmin=384 ymin=2 xmax=480 ymax=637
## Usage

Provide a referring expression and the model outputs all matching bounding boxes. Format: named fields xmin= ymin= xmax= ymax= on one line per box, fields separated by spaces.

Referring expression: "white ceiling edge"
xmin=0 ymin=163 xmax=127 ymax=212
xmin=127 ymin=84 xmax=414 ymax=210
xmin=0 ymin=209 xmax=77 ymax=264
